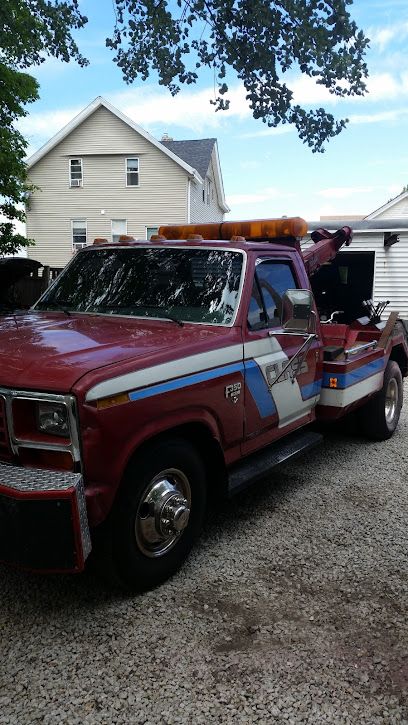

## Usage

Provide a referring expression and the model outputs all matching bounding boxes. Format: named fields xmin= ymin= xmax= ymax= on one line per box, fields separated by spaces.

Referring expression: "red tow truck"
xmin=0 ymin=217 xmax=406 ymax=589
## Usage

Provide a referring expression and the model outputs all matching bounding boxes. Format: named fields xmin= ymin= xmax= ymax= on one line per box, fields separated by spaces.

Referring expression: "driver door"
xmin=243 ymin=256 xmax=323 ymax=455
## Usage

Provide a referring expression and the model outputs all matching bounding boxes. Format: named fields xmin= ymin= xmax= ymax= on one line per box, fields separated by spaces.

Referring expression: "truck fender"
xmin=122 ymin=406 xmax=225 ymax=469
xmin=85 ymin=407 xmax=228 ymax=526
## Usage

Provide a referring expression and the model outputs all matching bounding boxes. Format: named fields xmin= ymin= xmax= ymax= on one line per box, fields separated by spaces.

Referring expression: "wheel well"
xmin=389 ymin=345 xmax=408 ymax=377
xmin=127 ymin=423 xmax=228 ymax=499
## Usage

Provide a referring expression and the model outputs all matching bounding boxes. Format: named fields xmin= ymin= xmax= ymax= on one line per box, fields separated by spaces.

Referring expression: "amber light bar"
xmin=159 ymin=217 xmax=307 ymax=242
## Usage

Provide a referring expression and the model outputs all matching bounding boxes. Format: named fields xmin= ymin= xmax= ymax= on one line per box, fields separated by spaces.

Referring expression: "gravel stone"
xmin=1 ymin=384 xmax=408 ymax=723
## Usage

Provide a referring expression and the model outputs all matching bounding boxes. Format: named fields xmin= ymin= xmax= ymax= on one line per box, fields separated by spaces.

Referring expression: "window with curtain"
xmin=111 ymin=219 xmax=127 ymax=243
xmin=126 ymin=158 xmax=139 ymax=186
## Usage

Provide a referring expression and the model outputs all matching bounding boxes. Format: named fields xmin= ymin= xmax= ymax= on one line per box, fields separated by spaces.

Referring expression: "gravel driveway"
xmin=1 ymin=386 xmax=408 ymax=724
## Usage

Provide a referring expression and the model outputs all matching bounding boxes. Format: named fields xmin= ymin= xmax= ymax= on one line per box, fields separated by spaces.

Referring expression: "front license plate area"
xmin=0 ymin=493 xmax=78 ymax=571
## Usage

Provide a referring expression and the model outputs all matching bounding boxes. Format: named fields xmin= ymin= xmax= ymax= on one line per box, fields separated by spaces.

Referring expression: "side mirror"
xmin=281 ymin=289 xmax=316 ymax=333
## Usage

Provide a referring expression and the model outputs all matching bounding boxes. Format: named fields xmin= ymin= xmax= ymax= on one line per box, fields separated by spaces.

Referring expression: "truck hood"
xmin=0 ymin=312 xmax=233 ymax=392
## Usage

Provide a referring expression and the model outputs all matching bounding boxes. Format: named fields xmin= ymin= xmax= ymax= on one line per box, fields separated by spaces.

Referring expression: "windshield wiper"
xmin=36 ymin=303 xmax=72 ymax=317
xmin=98 ymin=304 xmax=185 ymax=327
xmin=160 ymin=314 xmax=184 ymax=327
xmin=139 ymin=305 xmax=184 ymax=327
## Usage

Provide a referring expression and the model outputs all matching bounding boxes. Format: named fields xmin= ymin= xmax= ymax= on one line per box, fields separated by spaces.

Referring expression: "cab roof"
xmin=84 ymin=237 xmax=298 ymax=255
xmin=87 ymin=217 xmax=306 ymax=256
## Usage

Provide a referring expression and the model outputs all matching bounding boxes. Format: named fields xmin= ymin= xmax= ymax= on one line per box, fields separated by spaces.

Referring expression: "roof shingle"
xmin=161 ymin=138 xmax=216 ymax=180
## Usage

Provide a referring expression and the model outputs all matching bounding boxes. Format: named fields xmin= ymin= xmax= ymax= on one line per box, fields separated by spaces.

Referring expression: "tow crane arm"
xmin=302 ymin=226 xmax=353 ymax=276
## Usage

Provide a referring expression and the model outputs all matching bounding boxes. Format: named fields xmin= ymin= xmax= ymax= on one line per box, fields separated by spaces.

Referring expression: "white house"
xmin=306 ymin=191 xmax=408 ymax=322
xmin=25 ymin=97 xmax=229 ymax=268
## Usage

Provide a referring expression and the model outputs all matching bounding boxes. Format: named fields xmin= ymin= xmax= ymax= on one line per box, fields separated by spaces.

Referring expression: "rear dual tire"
xmin=358 ymin=360 xmax=403 ymax=440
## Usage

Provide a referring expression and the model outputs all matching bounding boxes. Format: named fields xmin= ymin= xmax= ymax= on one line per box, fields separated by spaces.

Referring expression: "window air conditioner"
xmin=70 ymin=179 xmax=82 ymax=187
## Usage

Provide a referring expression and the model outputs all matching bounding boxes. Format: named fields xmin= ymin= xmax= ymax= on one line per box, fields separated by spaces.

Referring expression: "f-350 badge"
xmin=225 ymin=382 xmax=242 ymax=404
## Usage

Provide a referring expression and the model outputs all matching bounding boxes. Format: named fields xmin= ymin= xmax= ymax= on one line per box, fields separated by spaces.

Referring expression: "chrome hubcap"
xmin=385 ymin=378 xmax=398 ymax=424
xmin=135 ymin=468 xmax=191 ymax=558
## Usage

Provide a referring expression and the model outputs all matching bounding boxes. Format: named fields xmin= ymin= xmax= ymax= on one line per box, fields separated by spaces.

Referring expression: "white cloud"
xmin=364 ymin=72 xmax=408 ymax=101
xmin=318 ymin=186 xmax=376 ymax=200
xmin=227 ymin=187 xmax=294 ymax=206
xmin=368 ymin=22 xmax=408 ymax=51
xmin=111 ymin=85 xmax=251 ymax=131
xmin=289 ymin=71 xmax=408 ymax=106
xmin=239 ymin=125 xmax=293 ymax=139
xmin=369 ymin=27 xmax=398 ymax=51
xmin=387 ymin=184 xmax=404 ymax=198
xmin=19 ymin=106 xmax=83 ymax=143
xmin=349 ymin=108 xmax=408 ymax=125
xmin=239 ymin=160 xmax=262 ymax=170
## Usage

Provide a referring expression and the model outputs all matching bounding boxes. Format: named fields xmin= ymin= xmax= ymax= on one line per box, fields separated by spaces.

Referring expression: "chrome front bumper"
xmin=0 ymin=462 xmax=91 ymax=572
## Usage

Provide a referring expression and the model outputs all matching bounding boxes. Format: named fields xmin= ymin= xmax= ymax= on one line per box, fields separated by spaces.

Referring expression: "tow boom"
xmin=302 ymin=226 xmax=353 ymax=276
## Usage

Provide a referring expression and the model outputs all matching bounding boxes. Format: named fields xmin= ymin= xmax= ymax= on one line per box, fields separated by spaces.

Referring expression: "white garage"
xmin=306 ymin=191 xmax=408 ymax=323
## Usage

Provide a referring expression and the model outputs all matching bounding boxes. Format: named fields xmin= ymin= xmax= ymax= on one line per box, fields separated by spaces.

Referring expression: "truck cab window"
xmin=249 ymin=261 xmax=297 ymax=329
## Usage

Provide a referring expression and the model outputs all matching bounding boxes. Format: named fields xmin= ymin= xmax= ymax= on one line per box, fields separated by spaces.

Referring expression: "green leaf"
xmin=106 ymin=0 xmax=368 ymax=152
xmin=0 ymin=0 xmax=88 ymax=255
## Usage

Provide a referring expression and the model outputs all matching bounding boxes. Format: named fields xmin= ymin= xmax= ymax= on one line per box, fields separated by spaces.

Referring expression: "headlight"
xmin=37 ymin=402 xmax=70 ymax=437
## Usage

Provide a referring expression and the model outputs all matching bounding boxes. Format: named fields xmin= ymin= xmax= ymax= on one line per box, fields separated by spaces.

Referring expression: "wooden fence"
xmin=14 ymin=266 xmax=63 ymax=307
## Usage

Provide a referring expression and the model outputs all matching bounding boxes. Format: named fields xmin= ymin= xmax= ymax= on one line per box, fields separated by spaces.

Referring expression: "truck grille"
xmin=0 ymin=397 xmax=12 ymax=462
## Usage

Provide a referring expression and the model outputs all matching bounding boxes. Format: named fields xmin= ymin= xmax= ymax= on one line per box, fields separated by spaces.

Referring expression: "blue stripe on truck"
xmin=244 ymin=360 xmax=277 ymax=418
xmin=322 ymin=357 xmax=385 ymax=389
xmin=128 ymin=362 xmax=244 ymax=401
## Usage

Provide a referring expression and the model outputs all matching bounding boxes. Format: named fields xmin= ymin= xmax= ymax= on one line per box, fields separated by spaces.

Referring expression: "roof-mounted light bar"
xmin=159 ymin=217 xmax=307 ymax=242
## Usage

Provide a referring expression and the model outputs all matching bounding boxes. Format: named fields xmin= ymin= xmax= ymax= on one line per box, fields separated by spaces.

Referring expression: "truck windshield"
xmin=35 ymin=247 xmax=244 ymax=325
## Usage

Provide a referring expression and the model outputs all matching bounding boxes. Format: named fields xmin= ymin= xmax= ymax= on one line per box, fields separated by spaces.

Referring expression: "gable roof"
xmin=26 ymin=96 xmax=201 ymax=182
xmin=161 ymin=138 xmax=216 ymax=179
xmin=365 ymin=190 xmax=408 ymax=220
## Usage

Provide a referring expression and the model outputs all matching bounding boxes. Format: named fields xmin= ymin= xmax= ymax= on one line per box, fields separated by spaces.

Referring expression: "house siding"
xmin=189 ymin=148 xmax=225 ymax=223
xmin=371 ymin=197 xmax=408 ymax=219
xmin=26 ymin=106 xmax=189 ymax=267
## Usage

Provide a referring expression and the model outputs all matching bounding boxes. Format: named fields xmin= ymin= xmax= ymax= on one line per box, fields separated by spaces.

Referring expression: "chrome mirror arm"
xmin=267 ymin=332 xmax=318 ymax=387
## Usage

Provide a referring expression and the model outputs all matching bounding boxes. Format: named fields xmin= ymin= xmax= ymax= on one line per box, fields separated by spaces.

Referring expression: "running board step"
xmin=228 ymin=429 xmax=323 ymax=497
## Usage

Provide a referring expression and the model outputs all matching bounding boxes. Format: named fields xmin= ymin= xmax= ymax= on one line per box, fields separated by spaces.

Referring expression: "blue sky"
xmin=20 ymin=0 xmax=408 ymax=221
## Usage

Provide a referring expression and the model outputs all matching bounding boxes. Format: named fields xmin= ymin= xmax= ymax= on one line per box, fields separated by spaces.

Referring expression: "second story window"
xmin=69 ymin=158 xmax=83 ymax=187
xmin=203 ymin=178 xmax=211 ymax=204
xmin=206 ymin=179 xmax=212 ymax=205
xmin=126 ymin=158 xmax=139 ymax=186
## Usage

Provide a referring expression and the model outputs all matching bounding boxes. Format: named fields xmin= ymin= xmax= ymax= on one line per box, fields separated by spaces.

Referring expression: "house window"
xmin=72 ymin=219 xmax=87 ymax=252
xmin=111 ymin=219 xmax=127 ymax=243
xmin=69 ymin=158 xmax=83 ymax=187
xmin=146 ymin=227 xmax=159 ymax=240
xmin=126 ymin=158 xmax=139 ymax=186
xmin=206 ymin=179 xmax=212 ymax=205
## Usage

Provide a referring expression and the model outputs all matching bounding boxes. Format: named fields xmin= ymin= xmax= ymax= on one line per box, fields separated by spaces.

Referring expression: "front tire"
xmin=358 ymin=360 xmax=403 ymax=440
xmin=105 ymin=438 xmax=206 ymax=591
